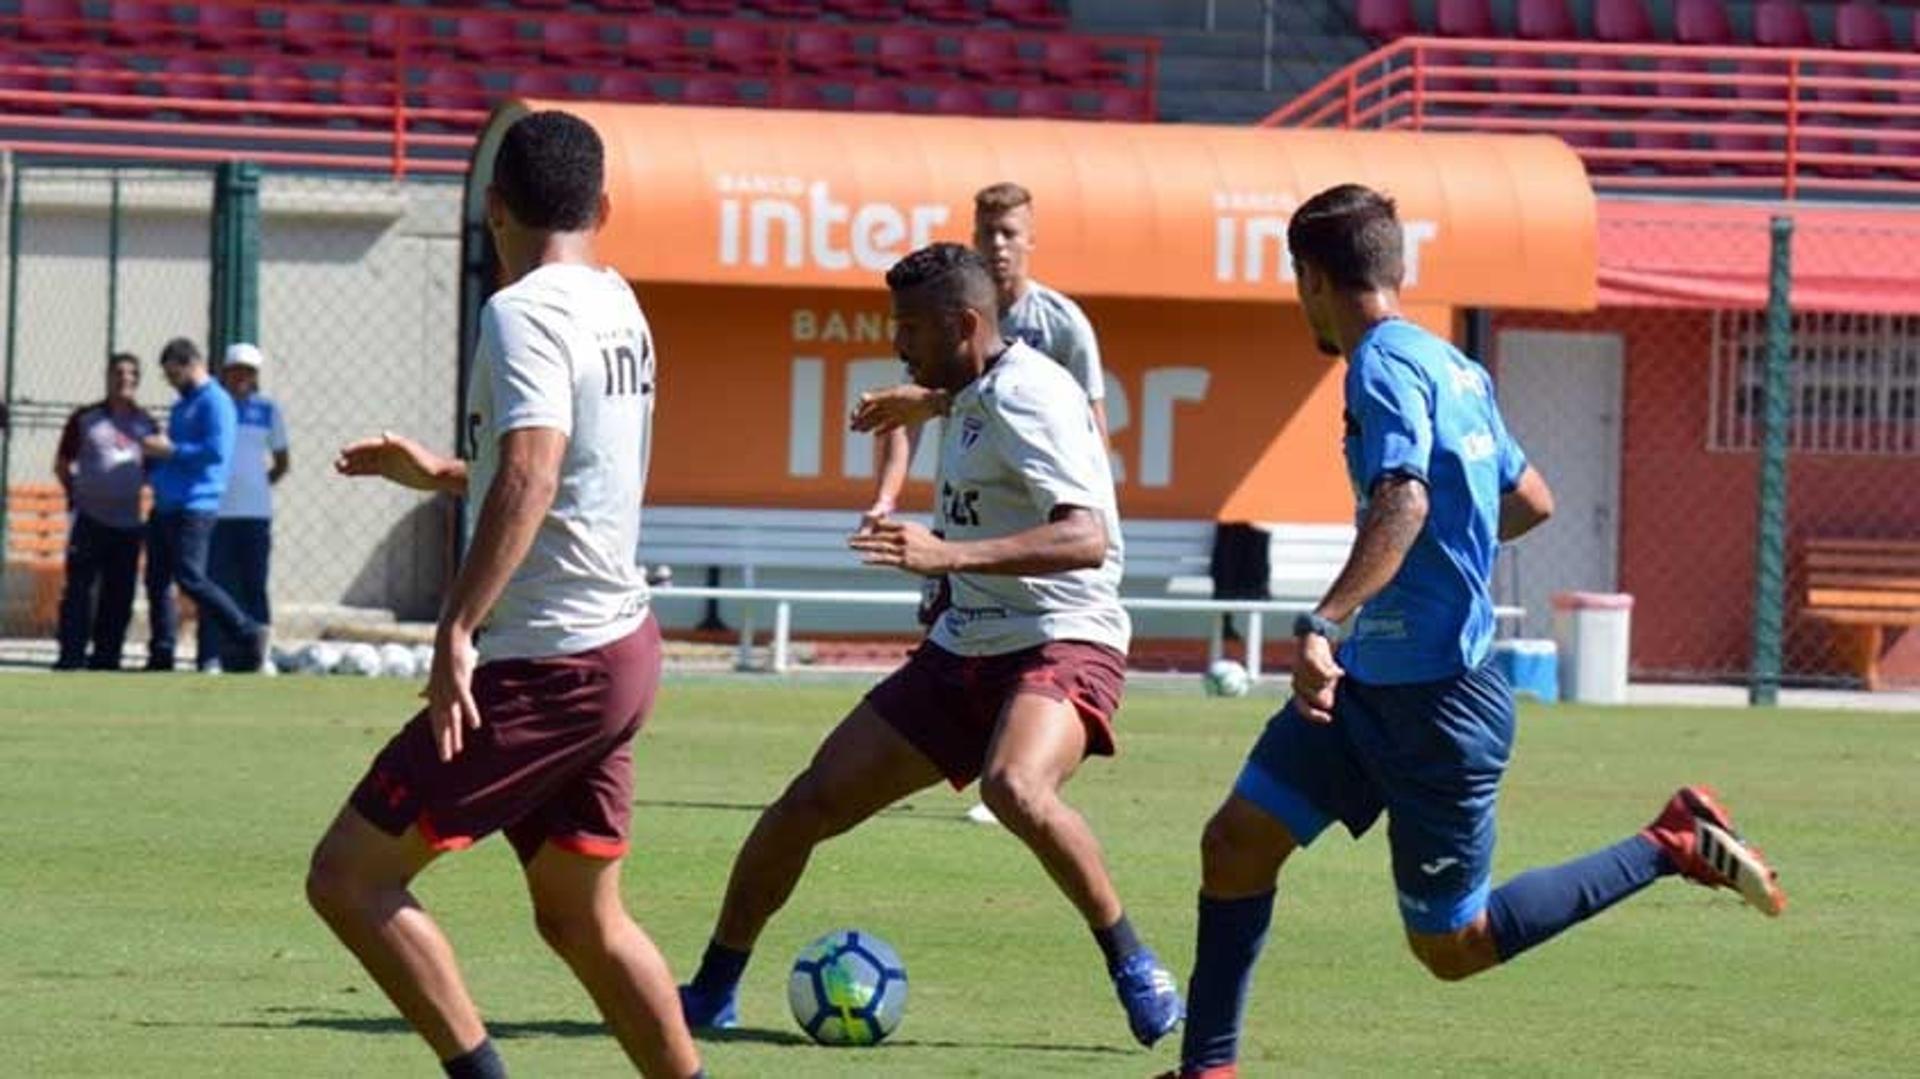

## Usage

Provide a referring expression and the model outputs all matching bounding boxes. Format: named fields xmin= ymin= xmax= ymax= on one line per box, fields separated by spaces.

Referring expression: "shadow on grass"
xmin=138 ymin=1007 xmax=606 ymax=1041
xmin=701 ymin=1025 xmax=1130 ymax=1056
xmin=633 ymin=798 xmax=964 ymax=823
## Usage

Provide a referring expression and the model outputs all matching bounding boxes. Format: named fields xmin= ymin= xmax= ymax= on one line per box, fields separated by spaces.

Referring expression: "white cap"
xmin=224 ymin=342 xmax=265 ymax=371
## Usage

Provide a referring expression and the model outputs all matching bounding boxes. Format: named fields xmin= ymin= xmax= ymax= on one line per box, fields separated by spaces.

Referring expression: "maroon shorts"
xmin=865 ymin=639 xmax=1127 ymax=788
xmin=349 ymin=617 xmax=662 ymax=864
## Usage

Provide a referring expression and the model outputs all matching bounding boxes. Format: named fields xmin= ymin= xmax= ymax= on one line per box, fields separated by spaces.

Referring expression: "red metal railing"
xmin=1263 ymin=36 xmax=1920 ymax=199
xmin=0 ymin=1 xmax=1159 ymax=179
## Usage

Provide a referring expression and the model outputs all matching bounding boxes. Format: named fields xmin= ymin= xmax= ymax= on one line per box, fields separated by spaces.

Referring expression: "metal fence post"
xmin=1749 ymin=215 xmax=1795 ymax=706
xmin=0 ymin=158 xmax=20 ymax=582
xmin=208 ymin=161 xmax=261 ymax=362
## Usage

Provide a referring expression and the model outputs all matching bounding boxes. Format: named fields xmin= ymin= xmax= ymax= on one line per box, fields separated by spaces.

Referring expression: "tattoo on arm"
xmin=1314 ymin=476 xmax=1429 ymax=624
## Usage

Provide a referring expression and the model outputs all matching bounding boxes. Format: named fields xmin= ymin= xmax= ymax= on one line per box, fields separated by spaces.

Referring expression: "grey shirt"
xmin=57 ymin=401 xmax=156 ymax=529
xmin=1002 ymin=279 xmax=1105 ymax=402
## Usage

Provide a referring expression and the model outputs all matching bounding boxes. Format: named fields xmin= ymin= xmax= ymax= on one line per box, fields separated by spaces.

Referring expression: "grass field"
xmin=2 ymin=672 xmax=1917 ymax=1077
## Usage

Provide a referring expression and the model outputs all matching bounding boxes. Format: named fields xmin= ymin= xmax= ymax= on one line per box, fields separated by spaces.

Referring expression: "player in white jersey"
xmin=307 ymin=111 xmax=704 ymax=1079
xmin=861 ymin=181 xmax=1107 ymax=532
xmin=678 ymin=244 xmax=1184 ymax=1050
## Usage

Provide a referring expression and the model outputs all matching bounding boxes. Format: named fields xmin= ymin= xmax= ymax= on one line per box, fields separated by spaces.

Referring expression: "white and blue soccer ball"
xmin=411 ymin=643 xmax=436 ymax=674
xmin=334 ymin=642 xmax=383 ymax=677
xmin=293 ymin=641 xmax=342 ymax=675
xmin=788 ymin=929 xmax=908 ymax=1047
xmin=377 ymin=642 xmax=419 ymax=680
xmin=1203 ymin=658 xmax=1253 ymax=698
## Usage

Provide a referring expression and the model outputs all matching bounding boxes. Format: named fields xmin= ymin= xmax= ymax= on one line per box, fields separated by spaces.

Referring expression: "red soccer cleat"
xmin=1642 ymin=785 xmax=1786 ymax=917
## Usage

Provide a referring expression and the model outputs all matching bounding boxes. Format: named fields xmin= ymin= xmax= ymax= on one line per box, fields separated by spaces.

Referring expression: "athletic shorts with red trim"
xmin=864 ymin=638 xmax=1127 ymax=788
xmin=348 ymin=617 xmax=661 ymax=864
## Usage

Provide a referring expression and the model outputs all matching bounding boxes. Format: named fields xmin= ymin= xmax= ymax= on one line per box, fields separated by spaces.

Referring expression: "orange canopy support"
xmin=471 ymin=101 xmax=1598 ymax=311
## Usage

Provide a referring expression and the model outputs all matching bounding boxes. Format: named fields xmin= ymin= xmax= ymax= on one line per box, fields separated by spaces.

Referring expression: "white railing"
xmin=651 ymin=585 xmax=1525 ymax=680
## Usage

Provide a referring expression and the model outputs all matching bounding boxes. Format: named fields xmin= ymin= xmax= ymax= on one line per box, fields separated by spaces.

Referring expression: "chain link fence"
xmin=1491 ymin=211 xmax=1920 ymax=691
xmin=1 ymin=161 xmax=463 ymax=657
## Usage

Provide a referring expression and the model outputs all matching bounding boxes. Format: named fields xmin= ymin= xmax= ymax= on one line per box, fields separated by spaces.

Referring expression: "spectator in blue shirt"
xmin=141 ymin=337 xmax=267 ymax=672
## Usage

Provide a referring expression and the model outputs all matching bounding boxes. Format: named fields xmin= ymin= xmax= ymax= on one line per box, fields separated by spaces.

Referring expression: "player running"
xmin=306 ymin=111 xmax=703 ymax=1079
xmin=678 ymin=243 xmax=1184 ymax=1049
xmin=1163 ymin=184 xmax=1785 ymax=1079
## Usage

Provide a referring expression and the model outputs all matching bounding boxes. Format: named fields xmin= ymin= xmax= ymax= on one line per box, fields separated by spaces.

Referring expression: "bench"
xmin=1801 ymin=537 xmax=1920 ymax=690
xmin=3 ymin=483 xmax=69 ymax=635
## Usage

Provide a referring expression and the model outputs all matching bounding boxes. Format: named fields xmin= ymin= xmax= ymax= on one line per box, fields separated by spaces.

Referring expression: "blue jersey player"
xmin=1162 ymin=185 xmax=1786 ymax=1079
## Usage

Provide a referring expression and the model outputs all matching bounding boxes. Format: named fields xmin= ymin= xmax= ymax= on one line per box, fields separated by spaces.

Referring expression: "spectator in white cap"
xmin=199 ymin=341 xmax=290 ymax=672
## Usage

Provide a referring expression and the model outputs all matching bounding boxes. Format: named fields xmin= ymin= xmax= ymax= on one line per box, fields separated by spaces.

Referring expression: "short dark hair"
xmin=974 ymin=181 xmax=1032 ymax=217
xmin=158 ymin=337 xmax=200 ymax=367
xmin=108 ymin=351 xmax=139 ymax=373
xmin=1287 ymin=183 xmax=1404 ymax=291
xmin=886 ymin=243 xmax=998 ymax=314
xmin=492 ymin=110 xmax=605 ymax=232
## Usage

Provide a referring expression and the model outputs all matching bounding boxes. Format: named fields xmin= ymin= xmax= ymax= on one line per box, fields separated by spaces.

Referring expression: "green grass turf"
xmin=1 ymin=672 xmax=1917 ymax=1077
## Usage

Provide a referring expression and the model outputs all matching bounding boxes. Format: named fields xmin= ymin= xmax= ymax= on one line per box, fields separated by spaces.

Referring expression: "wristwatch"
xmin=1293 ymin=612 xmax=1341 ymax=641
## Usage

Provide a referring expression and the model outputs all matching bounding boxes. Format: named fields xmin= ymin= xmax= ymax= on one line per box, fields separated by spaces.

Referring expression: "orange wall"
xmin=1495 ymin=308 xmax=1920 ymax=680
xmin=641 ymin=282 xmax=1368 ymax=522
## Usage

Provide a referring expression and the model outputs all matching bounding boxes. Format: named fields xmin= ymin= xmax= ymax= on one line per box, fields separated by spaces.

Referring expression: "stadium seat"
xmin=1591 ymin=0 xmax=1654 ymax=42
xmin=1751 ymin=1 xmax=1816 ymax=48
xmin=986 ymin=0 xmax=1066 ymax=31
xmin=368 ymin=10 xmax=431 ymax=57
xmin=160 ymin=56 xmax=226 ymax=102
xmin=906 ymin=0 xmax=984 ymax=25
xmin=1042 ymin=36 xmax=1125 ymax=86
xmin=1836 ymin=2 xmax=1894 ymax=51
xmin=671 ymin=0 xmax=743 ymax=14
xmin=1354 ymin=0 xmax=1417 ymax=42
xmin=711 ymin=25 xmax=777 ymax=75
xmin=103 ymin=0 xmax=168 ymax=46
xmin=423 ymin=68 xmax=489 ymax=113
xmin=791 ymin=28 xmax=864 ymax=77
xmin=1434 ymin=0 xmax=1496 ymax=37
xmin=1673 ymin=0 xmax=1733 ymax=46
xmin=191 ymin=4 xmax=260 ymax=51
xmin=681 ymin=75 xmax=740 ymax=106
xmin=282 ymin=7 xmax=342 ymax=55
xmin=624 ymin=22 xmax=702 ymax=72
xmin=335 ymin=63 xmax=391 ymax=111
xmin=875 ymin=31 xmax=947 ymax=78
xmin=746 ymin=0 xmax=824 ymax=16
xmin=851 ymin=82 xmax=910 ymax=112
xmin=242 ymin=58 xmax=309 ymax=118
xmin=512 ymin=69 xmax=574 ymax=99
xmin=593 ymin=0 xmax=657 ymax=10
xmin=453 ymin=14 xmax=527 ymax=62
xmin=542 ymin=17 xmax=620 ymax=65
xmin=19 ymin=0 xmax=84 ymax=44
xmin=70 ymin=54 xmax=144 ymax=106
xmin=825 ymin=0 xmax=906 ymax=20
xmin=772 ymin=79 xmax=829 ymax=108
xmin=0 ymin=50 xmax=53 ymax=110
xmin=1013 ymin=85 xmax=1073 ymax=117
xmin=1514 ymin=0 xmax=1573 ymax=40
xmin=960 ymin=34 xmax=1030 ymax=81
xmin=1097 ymin=88 xmax=1150 ymax=121
xmin=932 ymin=83 xmax=989 ymax=114
xmin=517 ymin=0 xmax=571 ymax=7
xmin=595 ymin=70 xmax=657 ymax=101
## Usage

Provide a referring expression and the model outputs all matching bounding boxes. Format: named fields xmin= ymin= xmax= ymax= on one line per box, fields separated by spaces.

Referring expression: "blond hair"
xmin=973 ymin=181 xmax=1033 ymax=217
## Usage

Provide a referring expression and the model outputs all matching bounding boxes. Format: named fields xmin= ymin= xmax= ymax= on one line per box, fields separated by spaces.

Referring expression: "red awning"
xmin=1597 ymin=200 xmax=1920 ymax=314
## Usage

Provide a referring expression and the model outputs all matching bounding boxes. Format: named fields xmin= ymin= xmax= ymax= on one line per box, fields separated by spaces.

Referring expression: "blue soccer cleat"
xmin=677 ymin=981 xmax=740 ymax=1031
xmin=1112 ymin=949 xmax=1184 ymax=1048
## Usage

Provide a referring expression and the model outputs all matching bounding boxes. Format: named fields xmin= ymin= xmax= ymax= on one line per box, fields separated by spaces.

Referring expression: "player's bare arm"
xmin=1089 ymin=399 xmax=1110 ymax=444
xmin=850 ymin=505 xmax=1105 ymax=578
xmin=1292 ymin=475 xmax=1428 ymax=722
xmin=334 ymin=431 xmax=469 ymax=496
xmin=851 ymin=384 xmax=951 ymax=435
xmin=426 ymin=426 xmax=565 ymax=762
xmin=1498 ymin=465 xmax=1554 ymax=541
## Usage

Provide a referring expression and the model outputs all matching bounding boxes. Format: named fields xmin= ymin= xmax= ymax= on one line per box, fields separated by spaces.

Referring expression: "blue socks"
xmin=1093 ymin=912 xmax=1145 ymax=970
xmin=1486 ymin=834 xmax=1673 ymax=962
xmin=442 ymin=1038 xmax=506 ymax=1079
xmin=690 ymin=939 xmax=751 ymax=994
xmin=1180 ymin=890 xmax=1275 ymax=1071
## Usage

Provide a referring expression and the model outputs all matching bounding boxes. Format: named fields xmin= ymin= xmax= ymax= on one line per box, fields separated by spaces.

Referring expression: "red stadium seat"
xmin=907 ymin=0 xmax=983 ymax=24
xmin=517 ymin=0 xmax=572 ymax=7
xmin=0 ymin=50 xmax=54 ymax=110
xmin=747 ymin=0 xmax=824 ymax=16
xmin=1836 ymin=2 xmax=1893 ymax=52
xmin=70 ymin=54 xmax=145 ymax=108
xmin=1514 ymin=0 xmax=1573 ymax=40
xmin=1752 ymin=1 xmax=1815 ymax=48
xmin=192 ymin=4 xmax=260 ymax=51
xmin=242 ymin=58 xmax=310 ymax=117
xmin=932 ymin=83 xmax=989 ymax=114
xmin=368 ymin=10 xmax=431 ymax=57
xmin=986 ymin=0 xmax=1066 ymax=31
xmin=1097 ymin=88 xmax=1149 ymax=121
xmin=282 ymin=7 xmax=342 ymax=55
xmin=512 ymin=69 xmax=574 ymax=98
xmin=596 ymin=71 xmax=657 ymax=101
xmin=1673 ymin=0 xmax=1733 ymax=46
xmin=335 ymin=63 xmax=392 ymax=110
xmin=1591 ymin=0 xmax=1654 ymax=43
xmin=875 ymin=31 xmax=947 ymax=78
xmin=20 ymin=0 xmax=84 ymax=44
xmin=453 ymin=14 xmax=527 ymax=62
xmin=1354 ymin=0 xmax=1416 ymax=41
xmin=825 ymin=0 xmax=906 ymax=20
xmin=161 ymin=56 xmax=226 ymax=102
xmin=711 ymin=25 xmax=777 ymax=75
xmin=542 ymin=17 xmax=619 ymax=65
xmin=423 ymin=68 xmax=489 ymax=114
xmin=104 ymin=1 xmax=169 ymax=46
xmin=594 ymin=0 xmax=657 ymax=10
xmin=791 ymin=27 xmax=864 ymax=77
xmin=624 ymin=22 xmax=702 ymax=72
xmin=851 ymin=82 xmax=910 ymax=112
xmin=960 ymin=34 xmax=1030 ymax=81
xmin=680 ymin=76 xmax=740 ymax=106
xmin=1042 ymin=36 xmax=1124 ymax=86
xmin=1014 ymin=85 xmax=1073 ymax=117
xmin=1434 ymin=0 xmax=1495 ymax=37
xmin=672 ymin=0 xmax=743 ymax=14
xmin=772 ymin=79 xmax=829 ymax=108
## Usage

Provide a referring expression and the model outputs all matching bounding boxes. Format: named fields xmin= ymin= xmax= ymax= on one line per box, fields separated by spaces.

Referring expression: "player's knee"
xmin=773 ymin=771 xmax=850 ymax=837
xmin=1199 ymin=807 xmax=1244 ymax=869
xmin=531 ymin=902 xmax=604 ymax=957
xmin=978 ymin=767 xmax=1051 ymax=833
xmin=304 ymin=845 xmax=359 ymax=922
xmin=1408 ymin=936 xmax=1485 ymax=982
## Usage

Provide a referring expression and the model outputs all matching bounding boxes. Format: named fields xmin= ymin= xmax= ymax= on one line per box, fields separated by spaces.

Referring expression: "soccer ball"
xmin=788 ymin=929 xmax=908 ymax=1047
xmin=293 ymin=641 xmax=342 ymax=675
xmin=412 ymin=643 xmax=435 ymax=673
xmin=377 ymin=643 xmax=418 ymax=679
xmin=334 ymin=642 xmax=382 ymax=677
xmin=1203 ymin=658 xmax=1253 ymax=698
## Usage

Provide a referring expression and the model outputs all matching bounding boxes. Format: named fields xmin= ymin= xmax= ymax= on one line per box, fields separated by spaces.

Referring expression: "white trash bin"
xmin=1551 ymin=592 xmax=1633 ymax=704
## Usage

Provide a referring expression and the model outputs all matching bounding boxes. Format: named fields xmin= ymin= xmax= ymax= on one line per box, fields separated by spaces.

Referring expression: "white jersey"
xmin=1003 ymin=279 xmax=1104 ymax=403
xmin=463 ymin=263 xmax=655 ymax=662
xmin=929 ymin=342 xmax=1129 ymax=657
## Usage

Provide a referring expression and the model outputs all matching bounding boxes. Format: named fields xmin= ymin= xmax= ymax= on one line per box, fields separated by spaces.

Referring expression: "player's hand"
xmin=856 ymin=498 xmax=895 ymax=536
xmin=849 ymin=518 xmax=952 ymax=576
xmin=335 ymin=431 xmax=446 ymax=492
xmin=140 ymin=433 xmax=173 ymax=459
xmin=1291 ymin=632 xmax=1344 ymax=724
xmin=850 ymin=385 xmax=947 ymax=435
xmin=423 ymin=626 xmax=482 ymax=763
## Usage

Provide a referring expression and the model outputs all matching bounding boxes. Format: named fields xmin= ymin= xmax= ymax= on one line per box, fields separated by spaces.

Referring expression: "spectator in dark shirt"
xmin=52 ymin=352 xmax=157 ymax=670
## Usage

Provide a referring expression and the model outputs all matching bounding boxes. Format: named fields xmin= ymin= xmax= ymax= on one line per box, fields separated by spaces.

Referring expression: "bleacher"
xmin=0 ymin=0 xmax=1159 ymax=174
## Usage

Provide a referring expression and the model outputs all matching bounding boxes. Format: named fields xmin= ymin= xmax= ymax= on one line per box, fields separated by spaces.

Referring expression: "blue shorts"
xmin=1234 ymin=661 xmax=1516 ymax=933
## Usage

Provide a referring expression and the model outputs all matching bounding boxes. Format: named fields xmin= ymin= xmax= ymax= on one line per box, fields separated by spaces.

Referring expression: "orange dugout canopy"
xmin=462 ymin=104 xmax=1598 ymax=522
